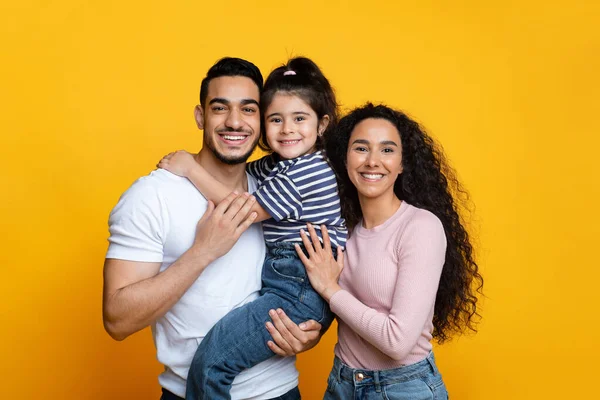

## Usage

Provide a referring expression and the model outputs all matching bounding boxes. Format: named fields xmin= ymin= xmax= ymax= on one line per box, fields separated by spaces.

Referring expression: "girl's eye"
xmin=269 ymin=118 xmax=282 ymax=123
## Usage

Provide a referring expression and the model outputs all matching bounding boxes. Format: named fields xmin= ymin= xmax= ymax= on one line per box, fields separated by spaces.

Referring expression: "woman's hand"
xmin=265 ymin=308 xmax=323 ymax=356
xmin=157 ymin=150 xmax=196 ymax=177
xmin=295 ymin=223 xmax=344 ymax=302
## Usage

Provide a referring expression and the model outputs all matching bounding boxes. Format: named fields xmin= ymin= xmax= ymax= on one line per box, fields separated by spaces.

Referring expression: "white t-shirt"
xmin=106 ymin=169 xmax=298 ymax=399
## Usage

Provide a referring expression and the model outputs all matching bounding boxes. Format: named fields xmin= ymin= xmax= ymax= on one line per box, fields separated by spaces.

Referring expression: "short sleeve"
xmin=246 ymin=155 xmax=275 ymax=185
xmin=254 ymin=172 xmax=302 ymax=222
xmin=106 ymin=179 xmax=165 ymax=262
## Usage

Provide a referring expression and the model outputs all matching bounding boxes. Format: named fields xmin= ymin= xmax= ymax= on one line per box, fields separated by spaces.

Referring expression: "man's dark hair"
xmin=199 ymin=57 xmax=264 ymax=108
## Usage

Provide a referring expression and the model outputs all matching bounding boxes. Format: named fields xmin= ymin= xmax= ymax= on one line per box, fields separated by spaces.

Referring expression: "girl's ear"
xmin=318 ymin=115 xmax=330 ymax=136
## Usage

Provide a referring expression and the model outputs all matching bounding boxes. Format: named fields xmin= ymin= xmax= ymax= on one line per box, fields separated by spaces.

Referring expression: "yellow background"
xmin=1 ymin=1 xmax=599 ymax=398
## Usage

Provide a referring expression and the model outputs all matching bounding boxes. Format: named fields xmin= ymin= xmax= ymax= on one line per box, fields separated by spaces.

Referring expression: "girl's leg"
xmin=185 ymin=289 xmax=324 ymax=400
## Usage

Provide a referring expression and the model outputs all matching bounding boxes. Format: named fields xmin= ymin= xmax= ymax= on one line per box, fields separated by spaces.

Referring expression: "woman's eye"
xmin=355 ymin=146 xmax=367 ymax=152
xmin=383 ymin=148 xmax=394 ymax=153
xmin=295 ymin=116 xmax=305 ymax=122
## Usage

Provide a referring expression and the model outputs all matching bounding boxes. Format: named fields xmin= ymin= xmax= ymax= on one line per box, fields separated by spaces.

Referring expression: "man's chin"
xmin=212 ymin=148 xmax=254 ymax=165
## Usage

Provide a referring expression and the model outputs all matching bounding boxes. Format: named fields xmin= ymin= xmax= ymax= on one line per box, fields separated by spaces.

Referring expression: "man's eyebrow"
xmin=208 ymin=98 xmax=259 ymax=107
xmin=208 ymin=98 xmax=230 ymax=105
xmin=240 ymin=99 xmax=259 ymax=106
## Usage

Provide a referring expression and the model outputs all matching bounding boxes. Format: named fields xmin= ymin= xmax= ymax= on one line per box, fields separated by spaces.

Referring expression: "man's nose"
xmin=225 ymin=108 xmax=243 ymax=130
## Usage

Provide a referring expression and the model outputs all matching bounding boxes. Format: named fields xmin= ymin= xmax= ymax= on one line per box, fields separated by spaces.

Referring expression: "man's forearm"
xmin=103 ymin=246 xmax=213 ymax=340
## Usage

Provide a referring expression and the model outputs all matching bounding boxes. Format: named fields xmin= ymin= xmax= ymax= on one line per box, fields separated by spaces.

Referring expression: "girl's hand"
xmin=157 ymin=150 xmax=196 ymax=177
xmin=295 ymin=223 xmax=344 ymax=302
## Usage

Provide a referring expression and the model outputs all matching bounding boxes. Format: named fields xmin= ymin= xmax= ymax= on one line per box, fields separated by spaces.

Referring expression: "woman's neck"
xmin=358 ymin=192 xmax=402 ymax=229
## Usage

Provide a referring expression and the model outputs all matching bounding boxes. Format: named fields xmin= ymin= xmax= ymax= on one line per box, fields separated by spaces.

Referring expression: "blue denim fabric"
xmin=324 ymin=352 xmax=448 ymax=400
xmin=186 ymin=242 xmax=334 ymax=400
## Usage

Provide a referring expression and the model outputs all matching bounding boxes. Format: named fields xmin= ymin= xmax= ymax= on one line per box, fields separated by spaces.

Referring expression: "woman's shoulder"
xmin=400 ymin=203 xmax=445 ymax=235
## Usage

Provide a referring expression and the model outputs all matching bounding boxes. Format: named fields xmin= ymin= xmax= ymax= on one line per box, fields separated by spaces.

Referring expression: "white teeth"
xmin=281 ymin=140 xmax=299 ymax=144
xmin=222 ymin=135 xmax=245 ymax=141
xmin=361 ymin=173 xmax=383 ymax=179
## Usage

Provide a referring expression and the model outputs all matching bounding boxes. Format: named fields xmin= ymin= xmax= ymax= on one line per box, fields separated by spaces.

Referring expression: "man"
xmin=103 ymin=57 xmax=320 ymax=400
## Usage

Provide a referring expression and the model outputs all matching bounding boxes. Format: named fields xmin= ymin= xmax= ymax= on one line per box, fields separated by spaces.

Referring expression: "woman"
xmin=290 ymin=103 xmax=483 ymax=398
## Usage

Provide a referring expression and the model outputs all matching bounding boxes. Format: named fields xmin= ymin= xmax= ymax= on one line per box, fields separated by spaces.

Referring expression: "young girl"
xmin=158 ymin=57 xmax=346 ymax=399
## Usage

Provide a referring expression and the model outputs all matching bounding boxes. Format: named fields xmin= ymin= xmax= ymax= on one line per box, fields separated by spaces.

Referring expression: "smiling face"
xmin=264 ymin=93 xmax=329 ymax=160
xmin=346 ymin=118 xmax=403 ymax=201
xmin=195 ymin=76 xmax=261 ymax=165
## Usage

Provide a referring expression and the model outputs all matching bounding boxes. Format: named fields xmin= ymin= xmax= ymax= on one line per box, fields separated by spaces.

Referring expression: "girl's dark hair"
xmin=259 ymin=57 xmax=338 ymax=152
xmin=327 ymin=103 xmax=483 ymax=343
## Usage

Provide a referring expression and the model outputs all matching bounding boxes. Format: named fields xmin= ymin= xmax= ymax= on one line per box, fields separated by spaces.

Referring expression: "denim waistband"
xmin=266 ymin=241 xmax=338 ymax=256
xmin=333 ymin=352 xmax=439 ymax=386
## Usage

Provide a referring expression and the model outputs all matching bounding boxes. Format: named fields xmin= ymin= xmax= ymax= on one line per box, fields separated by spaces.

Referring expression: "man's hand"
xmin=265 ymin=308 xmax=323 ymax=356
xmin=103 ymin=192 xmax=258 ymax=340
xmin=192 ymin=192 xmax=257 ymax=262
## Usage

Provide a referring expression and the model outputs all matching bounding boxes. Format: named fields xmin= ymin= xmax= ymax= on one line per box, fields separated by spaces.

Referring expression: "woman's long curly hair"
xmin=326 ymin=103 xmax=483 ymax=343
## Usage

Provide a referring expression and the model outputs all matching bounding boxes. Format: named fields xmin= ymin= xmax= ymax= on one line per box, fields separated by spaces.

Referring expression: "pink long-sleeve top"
xmin=329 ymin=201 xmax=447 ymax=370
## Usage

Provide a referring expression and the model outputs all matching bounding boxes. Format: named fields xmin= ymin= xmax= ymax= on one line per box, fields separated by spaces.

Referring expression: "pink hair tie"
xmin=283 ymin=70 xmax=296 ymax=76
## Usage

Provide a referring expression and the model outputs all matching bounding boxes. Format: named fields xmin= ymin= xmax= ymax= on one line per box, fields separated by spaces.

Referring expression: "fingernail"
xmin=300 ymin=229 xmax=305 ymax=235
xmin=269 ymin=309 xmax=276 ymax=316
xmin=299 ymin=323 xmax=306 ymax=329
xmin=277 ymin=308 xmax=283 ymax=314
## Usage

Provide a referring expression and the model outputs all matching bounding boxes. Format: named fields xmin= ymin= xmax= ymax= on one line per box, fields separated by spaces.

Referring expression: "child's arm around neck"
xmin=158 ymin=150 xmax=272 ymax=222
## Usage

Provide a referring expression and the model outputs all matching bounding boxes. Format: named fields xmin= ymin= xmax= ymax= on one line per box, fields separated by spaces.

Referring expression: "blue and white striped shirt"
xmin=247 ymin=151 xmax=347 ymax=248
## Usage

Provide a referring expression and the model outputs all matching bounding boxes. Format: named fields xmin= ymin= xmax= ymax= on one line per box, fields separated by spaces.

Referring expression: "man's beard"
xmin=204 ymin=129 xmax=258 ymax=165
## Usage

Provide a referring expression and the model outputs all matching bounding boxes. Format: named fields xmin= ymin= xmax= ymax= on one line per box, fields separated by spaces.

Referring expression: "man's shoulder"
xmin=122 ymin=169 xmax=189 ymax=197
xmin=136 ymin=168 xmax=187 ymax=187
xmin=112 ymin=169 xmax=200 ymax=215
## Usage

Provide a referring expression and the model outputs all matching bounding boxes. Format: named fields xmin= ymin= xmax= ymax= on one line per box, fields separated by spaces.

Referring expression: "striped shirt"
xmin=246 ymin=151 xmax=347 ymax=248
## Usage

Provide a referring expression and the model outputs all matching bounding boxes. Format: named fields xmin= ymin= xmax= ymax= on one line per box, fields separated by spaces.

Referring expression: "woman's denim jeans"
xmin=186 ymin=242 xmax=335 ymax=400
xmin=324 ymin=352 xmax=448 ymax=400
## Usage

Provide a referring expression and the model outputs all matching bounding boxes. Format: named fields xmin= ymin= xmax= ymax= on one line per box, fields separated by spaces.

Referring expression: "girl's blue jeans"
xmin=186 ymin=242 xmax=335 ymax=400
